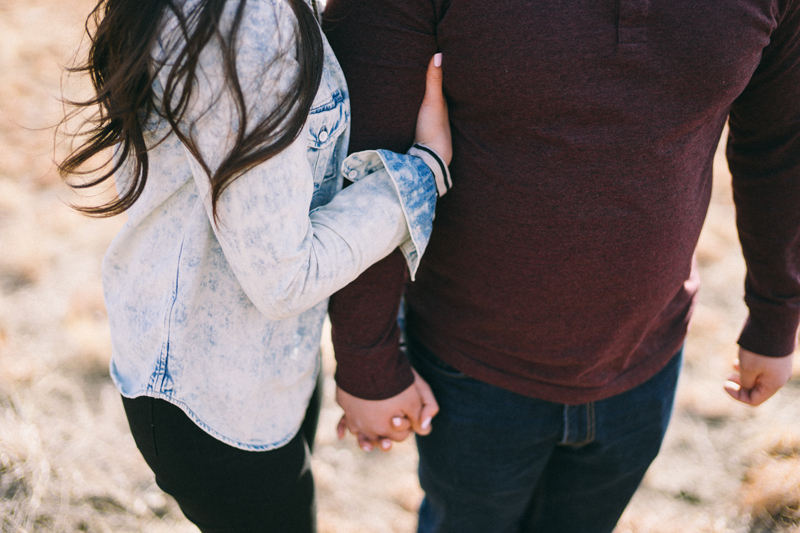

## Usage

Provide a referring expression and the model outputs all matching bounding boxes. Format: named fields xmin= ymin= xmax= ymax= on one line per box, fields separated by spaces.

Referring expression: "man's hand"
xmin=724 ymin=347 xmax=794 ymax=406
xmin=336 ymin=369 xmax=439 ymax=451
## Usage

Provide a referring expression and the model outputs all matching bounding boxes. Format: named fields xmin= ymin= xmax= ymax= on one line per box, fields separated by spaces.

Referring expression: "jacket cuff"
xmin=738 ymin=307 xmax=800 ymax=357
xmin=407 ymin=143 xmax=452 ymax=197
xmin=341 ymin=150 xmax=437 ymax=280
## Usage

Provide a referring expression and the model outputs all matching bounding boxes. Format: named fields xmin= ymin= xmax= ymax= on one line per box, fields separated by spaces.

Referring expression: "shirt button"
xmin=347 ymin=170 xmax=358 ymax=180
xmin=318 ymin=130 xmax=329 ymax=143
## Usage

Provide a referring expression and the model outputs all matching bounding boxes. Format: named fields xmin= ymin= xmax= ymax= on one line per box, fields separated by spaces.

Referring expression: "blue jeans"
xmin=407 ymin=339 xmax=682 ymax=533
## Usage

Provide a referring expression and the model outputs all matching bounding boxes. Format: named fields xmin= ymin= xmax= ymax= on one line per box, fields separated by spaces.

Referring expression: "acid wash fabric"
xmin=103 ymin=0 xmax=438 ymax=450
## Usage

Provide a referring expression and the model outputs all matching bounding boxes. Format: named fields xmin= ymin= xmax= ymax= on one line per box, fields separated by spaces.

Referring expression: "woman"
xmin=60 ymin=0 xmax=451 ymax=530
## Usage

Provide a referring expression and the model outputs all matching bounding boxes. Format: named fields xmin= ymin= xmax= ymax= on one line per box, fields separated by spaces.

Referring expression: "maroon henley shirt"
xmin=323 ymin=0 xmax=800 ymax=403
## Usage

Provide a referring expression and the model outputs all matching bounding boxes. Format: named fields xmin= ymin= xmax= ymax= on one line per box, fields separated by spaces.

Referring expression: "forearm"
xmin=329 ymin=249 xmax=415 ymax=399
xmin=192 ymin=146 xmax=435 ymax=321
xmin=324 ymin=0 xmax=440 ymax=397
xmin=732 ymin=161 xmax=800 ymax=356
xmin=728 ymin=0 xmax=800 ymax=357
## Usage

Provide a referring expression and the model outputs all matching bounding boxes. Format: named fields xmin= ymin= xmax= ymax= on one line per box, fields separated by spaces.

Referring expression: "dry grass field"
xmin=2 ymin=0 xmax=800 ymax=531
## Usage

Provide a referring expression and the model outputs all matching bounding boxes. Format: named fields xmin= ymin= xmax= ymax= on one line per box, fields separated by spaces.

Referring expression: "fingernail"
xmin=392 ymin=416 xmax=403 ymax=427
xmin=381 ymin=439 xmax=391 ymax=450
xmin=421 ymin=417 xmax=432 ymax=430
xmin=434 ymin=53 xmax=442 ymax=67
xmin=362 ymin=444 xmax=372 ymax=452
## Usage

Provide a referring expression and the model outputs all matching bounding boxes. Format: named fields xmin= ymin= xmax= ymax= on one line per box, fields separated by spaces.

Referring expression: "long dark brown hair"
xmin=60 ymin=0 xmax=323 ymax=221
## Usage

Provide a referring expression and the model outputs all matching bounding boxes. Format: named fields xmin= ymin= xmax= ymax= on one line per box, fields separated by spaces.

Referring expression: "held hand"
xmin=414 ymin=54 xmax=452 ymax=166
xmin=336 ymin=369 xmax=439 ymax=452
xmin=724 ymin=347 xmax=793 ymax=406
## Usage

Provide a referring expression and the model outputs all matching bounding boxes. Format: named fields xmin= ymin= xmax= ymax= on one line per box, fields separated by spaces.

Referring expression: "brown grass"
xmin=3 ymin=0 xmax=800 ymax=532
xmin=739 ymin=434 xmax=800 ymax=533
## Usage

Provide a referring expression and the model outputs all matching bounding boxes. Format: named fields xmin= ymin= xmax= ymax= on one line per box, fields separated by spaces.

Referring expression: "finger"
xmin=358 ymin=433 xmax=374 ymax=452
xmin=421 ymin=53 xmax=444 ymax=109
xmin=383 ymin=414 xmax=412 ymax=443
xmin=380 ymin=438 xmax=393 ymax=451
xmin=400 ymin=398 xmax=425 ymax=434
xmin=723 ymin=379 xmax=741 ymax=394
xmin=412 ymin=368 xmax=440 ymax=435
xmin=418 ymin=406 xmax=436 ymax=434
xmin=414 ymin=53 xmax=452 ymax=166
xmin=732 ymin=359 xmax=740 ymax=372
xmin=724 ymin=372 xmax=757 ymax=404
xmin=337 ymin=415 xmax=347 ymax=440
xmin=344 ymin=417 xmax=382 ymax=447
xmin=738 ymin=364 xmax=759 ymax=390
xmin=747 ymin=384 xmax=772 ymax=407
xmin=391 ymin=415 xmax=412 ymax=433
xmin=387 ymin=428 xmax=413 ymax=444
xmin=360 ymin=429 xmax=385 ymax=449
xmin=724 ymin=379 xmax=745 ymax=402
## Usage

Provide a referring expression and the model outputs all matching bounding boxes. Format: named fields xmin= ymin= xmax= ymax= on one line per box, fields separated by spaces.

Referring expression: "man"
xmin=323 ymin=1 xmax=800 ymax=531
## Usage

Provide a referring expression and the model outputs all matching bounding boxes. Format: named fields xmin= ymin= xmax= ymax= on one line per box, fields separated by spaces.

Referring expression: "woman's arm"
xmin=155 ymin=0 xmax=444 ymax=320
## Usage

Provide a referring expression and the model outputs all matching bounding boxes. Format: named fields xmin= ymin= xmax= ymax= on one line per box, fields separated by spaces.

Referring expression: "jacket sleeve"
xmin=324 ymin=0 xmax=441 ymax=399
xmin=728 ymin=0 xmax=800 ymax=357
xmin=154 ymin=0 xmax=437 ymax=321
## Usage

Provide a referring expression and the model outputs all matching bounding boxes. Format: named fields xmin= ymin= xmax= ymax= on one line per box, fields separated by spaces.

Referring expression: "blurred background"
xmin=2 ymin=0 xmax=800 ymax=531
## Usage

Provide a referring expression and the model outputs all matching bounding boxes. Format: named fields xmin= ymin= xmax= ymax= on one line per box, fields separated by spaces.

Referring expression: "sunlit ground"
xmin=2 ymin=1 xmax=800 ymax=531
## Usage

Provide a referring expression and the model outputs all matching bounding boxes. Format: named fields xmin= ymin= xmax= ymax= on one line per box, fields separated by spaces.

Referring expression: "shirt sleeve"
xmin=728 ymin=0 xmax=800 ymax=357
xmin=324 ymin=0 xmax=441 ymax=399
xmin=153 ymin=0 xmax=437 ymax=322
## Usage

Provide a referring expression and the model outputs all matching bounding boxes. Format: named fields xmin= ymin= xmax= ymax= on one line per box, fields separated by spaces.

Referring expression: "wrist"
xmin=334 ymin=348 xmax=416 ymax=400
xmin=408 ymin=143 xmax=452 ymax=197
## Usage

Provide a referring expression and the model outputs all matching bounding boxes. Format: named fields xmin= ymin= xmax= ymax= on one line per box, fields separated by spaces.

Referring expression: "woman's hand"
xmin=414 ymin=53 xmax=452 ymax=166
xmin=336 ymin=369 xmax=440 ymax=452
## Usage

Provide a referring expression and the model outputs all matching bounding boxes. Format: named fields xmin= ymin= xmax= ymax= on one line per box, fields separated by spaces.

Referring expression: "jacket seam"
xmin=147 ymin=237 xmax=185 ymax=395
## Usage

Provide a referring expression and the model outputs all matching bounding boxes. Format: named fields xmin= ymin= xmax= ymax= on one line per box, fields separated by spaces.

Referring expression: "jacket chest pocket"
xmin=305 ymin=88 xmax=346 ymax=200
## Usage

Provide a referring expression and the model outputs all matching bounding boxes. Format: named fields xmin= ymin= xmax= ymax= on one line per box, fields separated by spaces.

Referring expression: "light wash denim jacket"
xmin=104 ymin=0 xmax=438 ymax=450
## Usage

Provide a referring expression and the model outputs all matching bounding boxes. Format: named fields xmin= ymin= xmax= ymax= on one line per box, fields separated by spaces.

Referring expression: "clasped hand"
xmin=336 ymin=369 xmax=439 ymax=451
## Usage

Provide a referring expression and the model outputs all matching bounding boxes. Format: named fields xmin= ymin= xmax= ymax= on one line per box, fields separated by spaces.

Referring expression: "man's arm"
xmin=324 ymin=0 xmax=443 ymax=444
xmin=725 ymin=0 xmax=800 ymax=405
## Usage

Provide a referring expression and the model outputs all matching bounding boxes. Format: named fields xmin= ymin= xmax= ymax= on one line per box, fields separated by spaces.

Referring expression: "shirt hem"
xmin=409 ymin=334 xmax=686 ymax=405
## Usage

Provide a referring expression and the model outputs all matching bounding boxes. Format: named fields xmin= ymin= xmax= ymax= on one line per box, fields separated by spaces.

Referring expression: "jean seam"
xmin=561 ymin=402 xmax=597 ymax=448
xmin=574 ymin=402 xmax=595 ymax=446
xmin=149 ymin=398 xmax=159 ymax=458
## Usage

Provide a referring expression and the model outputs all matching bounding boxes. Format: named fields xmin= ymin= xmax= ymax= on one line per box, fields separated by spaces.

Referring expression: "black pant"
xmin=122 ymin=376 xmax=322 ymax=533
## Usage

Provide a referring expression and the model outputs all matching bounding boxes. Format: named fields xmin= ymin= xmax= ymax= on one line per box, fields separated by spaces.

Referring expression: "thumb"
xmin=724 ymin=375 xmax=748 ymax=403
xmin=412 ymin=369 xmax=439 ymax=435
